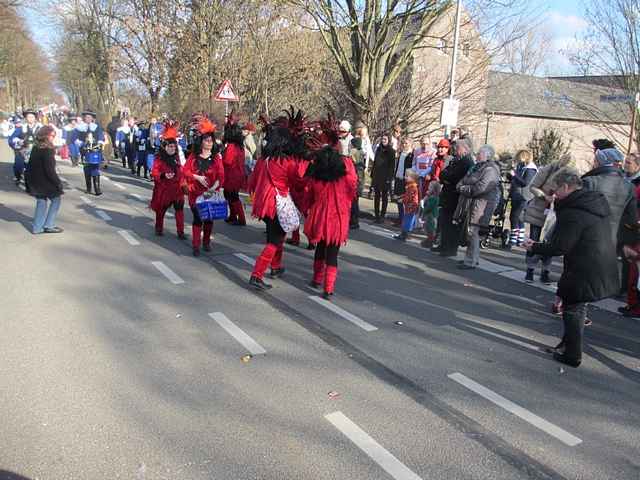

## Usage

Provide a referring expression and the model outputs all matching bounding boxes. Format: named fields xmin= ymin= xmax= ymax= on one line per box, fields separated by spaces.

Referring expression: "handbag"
xmin=266 ymin=159 xmax=300 ymax=233
xmin=196 ymin=190 xmax=228 ymax=221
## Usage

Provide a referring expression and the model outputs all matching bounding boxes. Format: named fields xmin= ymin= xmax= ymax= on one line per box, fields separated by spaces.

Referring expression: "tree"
xmin=565 ymin=0 xmax=640 ymax=151
xmin=497 ymin=26 xmax=553 ymax=76
xmin=527 ymin=128 xmax=571 ymax=166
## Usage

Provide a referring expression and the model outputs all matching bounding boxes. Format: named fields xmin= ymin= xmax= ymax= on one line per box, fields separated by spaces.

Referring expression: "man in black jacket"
xmin=436 ymin=137 xmax=474 ymax=257
xmin=525 ymin=168 xmax=619 ymax=368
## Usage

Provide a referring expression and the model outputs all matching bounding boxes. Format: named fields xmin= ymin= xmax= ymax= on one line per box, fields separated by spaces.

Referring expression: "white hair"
xmin=478 ymin=144 xmax=495 ymax=161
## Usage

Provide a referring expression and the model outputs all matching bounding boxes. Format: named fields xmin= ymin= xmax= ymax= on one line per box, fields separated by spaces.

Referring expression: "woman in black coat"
xmin=370 ymin=134 xmax=396 ymax=223
xmin=25 ymin=125 xmax=64 ymax=234
xmin=526 ymin=168 xmax=618 ymax=367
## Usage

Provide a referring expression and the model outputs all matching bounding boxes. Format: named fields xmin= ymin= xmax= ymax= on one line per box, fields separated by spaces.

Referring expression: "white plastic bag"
xmin=275 ymin=189 xmax=300 ymax=233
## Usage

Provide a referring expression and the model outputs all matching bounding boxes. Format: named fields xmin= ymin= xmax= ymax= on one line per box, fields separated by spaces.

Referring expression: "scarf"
xmin=196 ymin=153 xmax=212 ymax=174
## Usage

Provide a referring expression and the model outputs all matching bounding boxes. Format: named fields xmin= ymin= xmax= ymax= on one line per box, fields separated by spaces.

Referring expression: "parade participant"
xmin=304 ymin=116 xmax=358 ymax=299
xmin=135 ymin=120 xmax=151 ymax=179
xmin=106 ymin=114 xmax=121 ymax=161
xmin=182 ymin=115 xmax=224 ymax=257
xmin=150 ymin=121 xmax=185 ymax=239
xmin=222 ymin=114 xmax=248 ymax=225
xmin=73 ymin=110 xmax=105 ymax=196
xmin=242 ymin=122 xmax=258 ymax=175
xmin=62 ymin=117 xmax=78 ymax=165
xmin=119 ymin=117 xmax=138 ymax=172
xmin=8 ymin=109 xmax=42 ymax=186
xmin=247 ymin=109 xmax=305 ymax=290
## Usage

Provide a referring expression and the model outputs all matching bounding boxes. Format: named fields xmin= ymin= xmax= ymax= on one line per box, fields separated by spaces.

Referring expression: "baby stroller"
xmin=480 ymin=178 xmax=510 ymax=249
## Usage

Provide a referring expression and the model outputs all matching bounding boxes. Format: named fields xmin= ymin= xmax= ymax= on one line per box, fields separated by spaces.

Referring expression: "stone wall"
xmin=484 ymin=114 xmax=630 ymax=172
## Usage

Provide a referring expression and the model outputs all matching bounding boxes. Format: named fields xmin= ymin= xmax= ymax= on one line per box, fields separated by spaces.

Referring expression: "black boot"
xmin=93 ymin=176 xmax=102 ymax=196
xmin=554 ymin=304 xmax=585 ymax=368
xmin=85 ymin=172 xmax=92 ymax=194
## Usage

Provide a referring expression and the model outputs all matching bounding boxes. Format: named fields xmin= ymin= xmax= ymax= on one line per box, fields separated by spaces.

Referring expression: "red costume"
xmin=150 ymin=121 xmax=185 ymax=238
xmin=182 ymin=115 xmax=225 ymax=256
xmin=304 ymin=158 xmax=357 ymax=246
xmin=248 ymin=109 xmax=306 ymax=290
xmin=223 ymin=115 xmax=248 ymax=225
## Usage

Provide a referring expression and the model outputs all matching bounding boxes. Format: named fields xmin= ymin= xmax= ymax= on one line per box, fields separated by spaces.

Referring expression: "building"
xmin=483 ymin=72 xmax=632 ymax=171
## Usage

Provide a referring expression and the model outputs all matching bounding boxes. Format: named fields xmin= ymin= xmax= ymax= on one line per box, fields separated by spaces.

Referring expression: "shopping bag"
xmin=541 ymin=205 xmax=556 ymax=241
xmin=275 ymin=189 xmax=300 ymax=233
xmin=196 ymin=191 xmax=228 ymax=221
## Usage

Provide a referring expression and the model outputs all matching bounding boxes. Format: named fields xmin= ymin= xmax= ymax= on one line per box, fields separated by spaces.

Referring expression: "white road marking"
xmin=95 ymin=210 xmax=112 ymax=221
xmin=131 ymin=193 xmax=146 ymax=201
xmin=325 ymin=412 xmax=423 ymax=480
xmin=234 ymin=253 xmax=255 ymax=266
xmin=361 ymin=225 xmax=395 ymax=238
xmin=151 ymin=261 xmax=185 ymax=285
xmin=209 ymin=312 xmax=266 ymax=355
xmin=102 ymin=175 xmax=111 ymax=181
xmin=117 ymin=229 xmax=140 ymax=246
xmin=448 ymin=373 xmax=582 ymax=447
xmin=113 ymin=182 xmax=126 ymax=190
xmin=59 ymin=176 xmax=68 ymax=182
xmin=309 ymin=296 xmax=378 ymax=332
xmin=79 ymin=195 xmax=95 ymax=206
xmin=166 ymin=212 xmax=174 ymax=218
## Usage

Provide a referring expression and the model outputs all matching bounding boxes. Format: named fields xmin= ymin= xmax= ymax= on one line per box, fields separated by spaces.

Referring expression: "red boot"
xmin=202 ymin=222 xmax=213 ymax=251
xmin=270 ymin=242 xmax=285 ymax=277
xmin=309 ymin=260 xmax=325 ymax=289
xmin=250 ymin=243 xmax=277 ymax=289
xmin=192 ymin=224 xmax=202 ymax=256
xmin=175 ymin=209 xmax=186 ymax=239
xmin=323 ymin=265 xmax=338 ymax=299
xmin=155 ymin=209 xmax=165 ymax=236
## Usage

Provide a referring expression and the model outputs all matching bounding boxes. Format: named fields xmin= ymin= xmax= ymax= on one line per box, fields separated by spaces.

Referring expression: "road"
xmin=1 ymin=143 xmax=639 ymax=480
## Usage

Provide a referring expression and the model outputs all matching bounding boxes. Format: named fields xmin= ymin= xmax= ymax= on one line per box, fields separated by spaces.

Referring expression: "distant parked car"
xmin=1 ymin=119 xmax=15 ymax=138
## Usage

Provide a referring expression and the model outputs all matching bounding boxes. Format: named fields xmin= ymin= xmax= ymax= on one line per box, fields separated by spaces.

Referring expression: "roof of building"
xmin=486 ymin=71 xmax=631 ymax=124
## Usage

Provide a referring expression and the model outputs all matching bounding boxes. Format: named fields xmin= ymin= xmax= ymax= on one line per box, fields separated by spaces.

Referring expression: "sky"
xmin=25 ymin=0 xmax=589 ymax=77
xmin=536 ymin=0 xmax=589 ymax=75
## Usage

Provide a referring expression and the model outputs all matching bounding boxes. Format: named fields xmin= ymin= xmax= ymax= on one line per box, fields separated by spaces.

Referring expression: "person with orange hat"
xmin=150 ymin=120 xmax=186 ymax=239
xmin=182 ymin=115 xmax=225 ymax=256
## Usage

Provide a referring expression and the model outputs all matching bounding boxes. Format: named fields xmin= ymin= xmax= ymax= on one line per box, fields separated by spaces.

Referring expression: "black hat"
xmin=22 ymin=109 xmax=37 ymax=117
xmin=81 ymin=110 xmax=97 ymax=118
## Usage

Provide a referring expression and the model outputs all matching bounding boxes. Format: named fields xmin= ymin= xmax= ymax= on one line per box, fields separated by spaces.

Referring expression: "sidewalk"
xmin=354 ymin=193 xmax=628 ymax=317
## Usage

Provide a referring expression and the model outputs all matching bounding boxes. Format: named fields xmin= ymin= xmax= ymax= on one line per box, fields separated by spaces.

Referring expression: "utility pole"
xmin=444 ymin=0 xmax=462 ymax=138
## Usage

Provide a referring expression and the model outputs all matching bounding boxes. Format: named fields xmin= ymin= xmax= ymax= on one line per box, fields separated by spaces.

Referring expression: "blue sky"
xmin=536 ymin=0 xmax=588 ymax=75
xmin=27 ymin=0 xmax=588 ymax=77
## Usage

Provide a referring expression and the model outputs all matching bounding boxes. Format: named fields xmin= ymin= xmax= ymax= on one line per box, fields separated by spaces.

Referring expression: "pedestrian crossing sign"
xmin=214 ymin=80 xmax=239 ymax=102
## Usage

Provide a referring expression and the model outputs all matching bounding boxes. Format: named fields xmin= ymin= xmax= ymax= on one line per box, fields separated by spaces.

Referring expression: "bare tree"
xmin=565 ymin=0 xmax=640 ymax=150
xmin=497 ymin=26 xmax=553 ymax=76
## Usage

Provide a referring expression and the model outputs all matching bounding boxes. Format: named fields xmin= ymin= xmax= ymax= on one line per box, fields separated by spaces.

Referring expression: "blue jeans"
xmin=33 ymin=196 xmax=61 ymax=233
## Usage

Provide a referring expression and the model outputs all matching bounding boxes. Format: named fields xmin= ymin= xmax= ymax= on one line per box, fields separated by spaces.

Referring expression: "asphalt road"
xmin=1 ymin=143 xmax=639 ymax=480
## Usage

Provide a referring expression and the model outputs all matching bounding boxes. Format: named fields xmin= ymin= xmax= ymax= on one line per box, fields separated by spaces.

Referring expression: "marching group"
xmin=7 ymin=106 xmax=640 ymax=369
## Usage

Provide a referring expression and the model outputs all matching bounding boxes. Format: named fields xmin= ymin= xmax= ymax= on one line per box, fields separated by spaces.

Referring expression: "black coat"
xmin=439 ymin=154 xmax=474 ymax=212
xmin=25 ymin=146 xmax=64 ymax=198
xmin=393 ymin=151 xmax=414 ymax=196
xmin=371 ymin=144 xmax=396 ymax=190
xmin=531 ymin=189 xmax=619 ymax=305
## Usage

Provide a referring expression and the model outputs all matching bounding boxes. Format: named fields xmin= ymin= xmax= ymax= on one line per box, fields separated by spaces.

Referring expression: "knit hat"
xmin=339 ymin=120 xmax=351 ymax=133
xmin=595 ymin=148 xmax=624 ymax=166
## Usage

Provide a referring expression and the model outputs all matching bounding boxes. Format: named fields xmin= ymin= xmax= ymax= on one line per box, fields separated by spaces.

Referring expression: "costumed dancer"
xmin=73 ymin=110 xmax=105 ymax=195
xmin=150 ymin=121 xmax=186 ymax=239
xmin=247 ymin=109 xmax=306 ymax=290
xmin=62 ymin=116 xmax=78 ymax=165
xmin=304 ymin=116 xmax=358 ymax=299
xmin=8 ymin=109 xmax=42 ymax=186
xmin=182 ymin=115 xmax=224 ymax=257
xmin=222 ymin=113 xmax=248 ymax=225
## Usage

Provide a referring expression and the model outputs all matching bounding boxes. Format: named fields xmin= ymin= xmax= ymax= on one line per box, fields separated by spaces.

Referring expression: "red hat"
xmin=437 ymin=139 xmax=450 ymax=148
xmin=161 ymin=120 xmax=179 ymax=143
xmin=242 ymin=122 xmax=256 ymax=133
